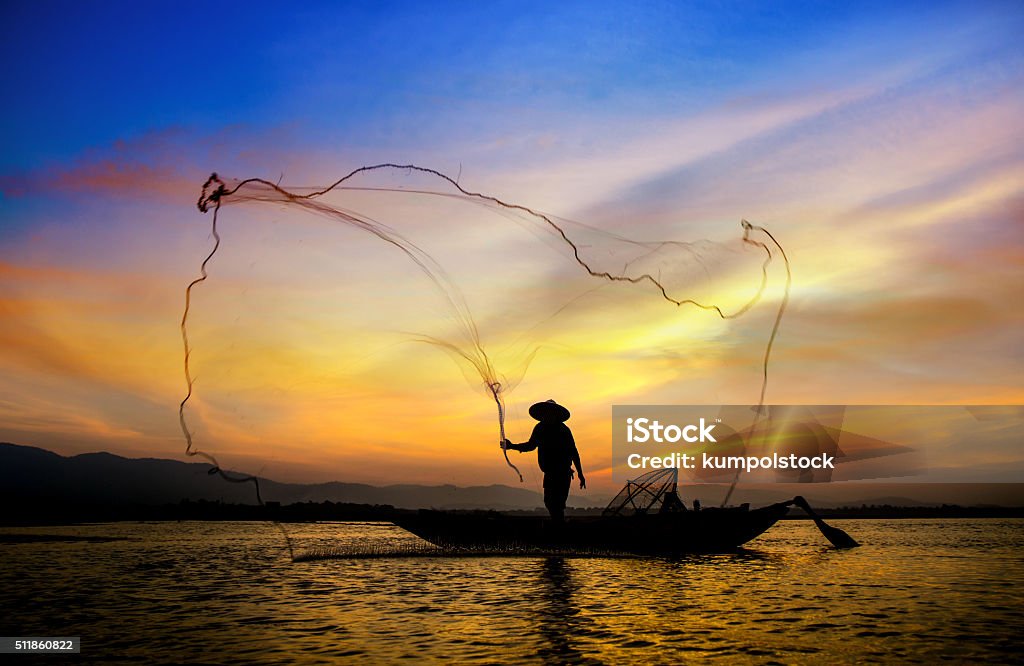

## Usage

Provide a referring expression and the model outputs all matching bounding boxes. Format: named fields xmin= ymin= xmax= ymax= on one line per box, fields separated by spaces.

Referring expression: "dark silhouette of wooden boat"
xmin=392 ymin=468 xmax=859 ymax=553
xmin=392 ymin=500 xmax=791 ymax=555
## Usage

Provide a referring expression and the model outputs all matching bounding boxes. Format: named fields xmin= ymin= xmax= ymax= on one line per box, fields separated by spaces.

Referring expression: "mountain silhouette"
xmin=2 ymin=443 xmax=1021 ymax=512
xmin=0 ymin=442 xmax=585 ymax=510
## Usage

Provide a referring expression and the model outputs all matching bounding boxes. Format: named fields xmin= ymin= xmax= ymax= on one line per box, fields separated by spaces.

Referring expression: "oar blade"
xmin=793 ymin=495 xmax=860 ymax=549
xmin=820 ymin=523 xmax=859 ymax=549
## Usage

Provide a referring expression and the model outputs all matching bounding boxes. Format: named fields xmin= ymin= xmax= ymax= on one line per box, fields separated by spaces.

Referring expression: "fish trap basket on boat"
xmin=602 ymin=468 xmax=683 ymax=517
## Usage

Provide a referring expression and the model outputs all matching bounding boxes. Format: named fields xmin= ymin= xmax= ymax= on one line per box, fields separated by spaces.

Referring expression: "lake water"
xmin=1 ymin=519 xmax=1022 ymax=663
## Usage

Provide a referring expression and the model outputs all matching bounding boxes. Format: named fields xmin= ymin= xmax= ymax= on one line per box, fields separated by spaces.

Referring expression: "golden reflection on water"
xmin=1 ymin=520 xmax=1022 ymax=663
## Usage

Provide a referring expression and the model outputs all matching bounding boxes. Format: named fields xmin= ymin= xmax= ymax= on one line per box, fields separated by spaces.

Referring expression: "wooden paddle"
xmin=793 ymin=495 xmax=859 ymax=548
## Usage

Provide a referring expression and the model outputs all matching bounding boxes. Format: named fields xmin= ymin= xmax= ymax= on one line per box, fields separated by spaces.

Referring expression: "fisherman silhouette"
xmin=502 ymin=399 xmax=586 ymax=522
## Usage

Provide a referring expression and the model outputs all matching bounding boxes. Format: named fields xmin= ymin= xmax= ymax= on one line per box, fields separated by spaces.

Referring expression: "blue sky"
xmin=4 ymin=1 xmax=1016 ymax=171
xmin=0 ymin=1 xmax=1022 ymax=488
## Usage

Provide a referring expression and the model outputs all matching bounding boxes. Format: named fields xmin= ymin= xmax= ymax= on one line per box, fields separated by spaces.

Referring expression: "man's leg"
xmin=543 ymin=473 xmax=571 ymax=522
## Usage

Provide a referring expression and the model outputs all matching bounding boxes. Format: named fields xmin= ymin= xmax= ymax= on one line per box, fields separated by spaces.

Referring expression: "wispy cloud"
xmin=1 ymin=3 xmax=1022 ymax=490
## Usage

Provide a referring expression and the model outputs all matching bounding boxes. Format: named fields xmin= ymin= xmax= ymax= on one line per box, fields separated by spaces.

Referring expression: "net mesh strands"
xmin=602 ymin=469 xmax=681 ymax=517
xmin=181 ymin=164 xmax=791 ymax=536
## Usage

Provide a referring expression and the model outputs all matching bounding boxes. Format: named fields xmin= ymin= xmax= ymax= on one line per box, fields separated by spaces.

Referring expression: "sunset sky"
xmin=1 ymin=1 xmax=1022 ymax=494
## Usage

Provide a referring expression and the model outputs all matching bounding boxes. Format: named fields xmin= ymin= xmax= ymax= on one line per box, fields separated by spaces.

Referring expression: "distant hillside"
xmin=0 ymin=442 xmax=575 ymax=510
xmin=2 ymin=443 xmax=1022 ymax=512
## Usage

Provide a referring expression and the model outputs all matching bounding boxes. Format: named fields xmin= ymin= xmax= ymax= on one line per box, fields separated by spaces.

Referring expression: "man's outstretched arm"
xmin=503 ymin=424 xmax=542 ymax=452
xmin=502 ymin=439 xmax=538 ymax=453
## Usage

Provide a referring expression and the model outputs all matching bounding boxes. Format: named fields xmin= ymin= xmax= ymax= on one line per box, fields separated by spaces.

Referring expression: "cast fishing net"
xmin=178 ymin=164 xmax=790 ymax=557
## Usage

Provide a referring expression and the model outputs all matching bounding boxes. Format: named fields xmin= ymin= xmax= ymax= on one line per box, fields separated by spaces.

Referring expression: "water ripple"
xmin=1 ymin=519 xmax=1022 ymax=663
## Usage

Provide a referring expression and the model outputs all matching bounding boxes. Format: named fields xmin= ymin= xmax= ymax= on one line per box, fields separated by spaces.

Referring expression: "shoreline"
xmin=4 ymin=502 xmax=1024 ymax=528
